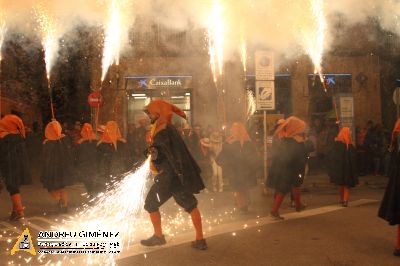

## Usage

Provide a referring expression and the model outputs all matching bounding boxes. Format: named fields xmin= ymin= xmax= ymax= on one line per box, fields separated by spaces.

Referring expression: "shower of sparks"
xmin=52 ymin=158 xmax=151 ymax=265
xmin=35 ymin=7 xmax=59 ymax=81
xmin=0 ymin=17 xmax=6 ymax=61
xmin=246 ymin=90 xmax=256 ymax=118
xmin=240 ymin=27 xmax=247 ymax=73
xmin=101 ymin=0 xmax=124 ymax=83
xmin=208 ymin=0 xmax=225 ymax=83
xmin=303 ymin=0 xmax=327 ymax=89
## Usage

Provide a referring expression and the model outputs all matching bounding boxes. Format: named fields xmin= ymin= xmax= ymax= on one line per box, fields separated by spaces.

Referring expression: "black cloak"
xmin=0 ymin=134 xmax=31 ymax=188
xmin=41 ymin=137 xmax=75 ymax=191
xmin=268 ymin=138 xmax=307 ymax=194
xmin=76 ymin=140 xmax=97 ymax=192
xmin=328 ymin=142 xmax=358 ymax=187
xmin=378 ymin=147 xmax=400 ymax=225
xmin=216 ymin=141 xmax=257 ymax=190
xmin=151 ymin=124 xmax=205 ymax=194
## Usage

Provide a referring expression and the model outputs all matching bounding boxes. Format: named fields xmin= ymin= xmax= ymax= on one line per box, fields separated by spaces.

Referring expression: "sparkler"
xmin=240 ymin=27 xmax=247 ymax=73
xmin=36 ymin=7 xmax=59 ymax=119
xmin=208 ymin=0 xmax=224 ymax=83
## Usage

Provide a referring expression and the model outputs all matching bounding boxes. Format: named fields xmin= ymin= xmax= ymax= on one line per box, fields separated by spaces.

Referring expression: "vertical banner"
xmin=255 ymin=51 xmax=275 ymax=81
xmin=255 ymin=81 xmax=275 ymax=110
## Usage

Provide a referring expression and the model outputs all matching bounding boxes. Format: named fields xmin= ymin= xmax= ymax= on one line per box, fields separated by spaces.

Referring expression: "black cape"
xmin=378 ymin=146 xmax=400 ymax=225
xmin=0 ymin=134 xmax=31 ymax=188
xmin=151 ymin=124 xmax=205 ymax=194
xmin=216 ymin=141 xmax=257 ymax=190
xmin=41 ymin=137 xmax=75 ymax=191
xmin=328 ymin=142 xmax=358 ymax=187
xmin=76 ymin=140 xmax=97 ymax=191
xmin=267 ymin=138 xmax=307 ymax=194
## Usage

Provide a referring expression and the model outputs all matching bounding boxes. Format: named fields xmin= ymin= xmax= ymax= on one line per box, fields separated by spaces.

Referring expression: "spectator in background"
xmin=182 ymin=123 xmax=201 ymax=162
xmin=193 ymin=124 xmax=204 ymax=139
xmin=69 ymin=121 xmax=82 ymax=145
xmin=135 ymin=118 xmax=148 ymax=160
xmin=126 ymin=123 xmax=137 ymax=166
xmin=363 ymin=120 xmax=375 ymax=174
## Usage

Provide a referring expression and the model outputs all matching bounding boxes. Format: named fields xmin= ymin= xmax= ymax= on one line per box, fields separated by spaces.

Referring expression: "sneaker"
xmin=342 ymin=201 xmax=348 ymax=207
xmin=393 ymin=249 xmax=400 ymax=257
xmin=191 ymin=239 xmax=207 ymax=250
xmin=140 ymin=235 xmax=166 ymax=246
xmin=270 ymin=211 xmax=284 ymax=220
xmin=9 ymin=210 xmax=24 ymax=221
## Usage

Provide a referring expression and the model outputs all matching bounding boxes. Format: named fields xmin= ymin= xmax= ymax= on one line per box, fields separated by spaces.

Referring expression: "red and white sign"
xmin=88 ymin=91 xmax=104 ymax=107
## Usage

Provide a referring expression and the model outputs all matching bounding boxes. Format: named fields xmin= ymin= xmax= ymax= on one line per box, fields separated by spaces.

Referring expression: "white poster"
xmin=255 ymin=51 xmax=274 ymax=81
xmin=256 ymin=81 xmax=275 ymax=110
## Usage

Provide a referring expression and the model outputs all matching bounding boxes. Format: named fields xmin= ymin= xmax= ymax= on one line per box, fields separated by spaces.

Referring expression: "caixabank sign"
xmin=126 ymin=75 xmax=192 ymax=90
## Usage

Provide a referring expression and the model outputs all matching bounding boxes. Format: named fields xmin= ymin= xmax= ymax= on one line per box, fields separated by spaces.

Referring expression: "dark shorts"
xmin=144 ymin=182 xmax=198 ymax=213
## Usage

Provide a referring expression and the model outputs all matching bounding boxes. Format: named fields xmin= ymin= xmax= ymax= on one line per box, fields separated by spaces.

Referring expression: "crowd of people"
xmin=0 ymin=102 xmax=399 ymax=255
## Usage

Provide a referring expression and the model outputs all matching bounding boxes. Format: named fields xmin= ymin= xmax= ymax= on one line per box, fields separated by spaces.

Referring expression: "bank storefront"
xmin=124 ymin=75 xmax=193 ymax=125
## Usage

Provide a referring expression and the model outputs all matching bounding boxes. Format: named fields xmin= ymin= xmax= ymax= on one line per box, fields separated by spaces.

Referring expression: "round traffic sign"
xmin=88 ymin=91 xmax=104 ymax=107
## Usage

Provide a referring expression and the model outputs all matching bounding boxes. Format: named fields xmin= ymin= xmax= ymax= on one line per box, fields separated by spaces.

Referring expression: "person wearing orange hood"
xmin=141 ymin=100 xmax=207 ymax=250
xmin=328 ymin=127 xmax=358 ymax=207
xmin=41 ymin=120 xmax=74 ymax=213
xmin=76 ymin=123 xmax=97 ymax=196
xmin=269 ymin=116 xmax=308 ymax=220
xmin=216 ymin=122 xmax=257 ymax=214
xmin=0 ymin=115 xmax=31 ymax=220
xmin=96 ymin=121 xmax=127 ymax=191
xmin=378 ymin=119 xmax=400 ymax=257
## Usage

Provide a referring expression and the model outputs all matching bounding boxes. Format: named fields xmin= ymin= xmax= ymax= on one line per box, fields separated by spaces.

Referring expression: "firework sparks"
xmin=208 ymin=0 xmax=225 ymax=83
xmin=303 ymin=0 xmax=327 ymax=88
xmin=0 ymin=16 xmax=6 ymax=61
xmin=240 ymin=27 xmax=247 ymax=73
xmin=246 ymin=90 xmax=256 ymax=118
xmin=101 ymin=0 xmax=129 ymax=83
xmin=35 ymin=7 xmax=59 ymax=81
xmin=50 ymin=158 xmax=151 ymax=265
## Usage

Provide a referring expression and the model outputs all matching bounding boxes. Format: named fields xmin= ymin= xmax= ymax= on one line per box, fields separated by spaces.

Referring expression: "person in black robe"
xmin=76 ymin=123 xmax=97 ymax=196
xmin=217 ymin=122 xmax=257 ymax=214
xmin=328 ymin=127 xmax=358 ymax=207
xmin=0 ymin=115 xmax=31 ymax=220
xmin=378 ymin=119 xmax=400 ymax=256
xmin=41 ymin=120 xmax=75 ymax=213
xmin=269 ymin=116 xmax=308 ymax=220
xmin=96 ymin=121 xmax=121 ymax=190
xmin=140 ymin=99 xmax=207 ymax=250
xmin=182 ymin=123 xmax=202 ymax=162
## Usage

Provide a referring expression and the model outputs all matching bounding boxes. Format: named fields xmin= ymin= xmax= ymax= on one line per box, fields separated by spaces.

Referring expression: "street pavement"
xmin=0 ymin=173 xmax=397 ymax=266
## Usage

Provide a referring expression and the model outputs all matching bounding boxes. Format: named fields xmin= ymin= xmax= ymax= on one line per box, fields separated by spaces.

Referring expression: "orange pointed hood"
xmin=0 ymin=115 xmax=26 ymax=139
xmin=144 ymin=100 xmax=186 ymax=142
xmin=78 ymin=123 xmax=96 ymax=144
xmin=98 ymin=121 xmax=121 ymax=149
xmin=226 ymin=122 xmax=250 ymax=147
xmin=44 ymin=120 xmax=65 ymax=143
xmin=275 ymin=116 xmax=306 ymax=142
xmin=336 ymin=127 xmax=353 ymax=149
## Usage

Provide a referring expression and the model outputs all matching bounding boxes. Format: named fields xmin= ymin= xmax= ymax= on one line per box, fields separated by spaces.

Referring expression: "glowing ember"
xmin=101 ymin=0 xmax=129 ymax=83
xmin=208 ymin=0 xmax=225 ymax=83
xmin=35 ymin=6 xmax=59 ymax=81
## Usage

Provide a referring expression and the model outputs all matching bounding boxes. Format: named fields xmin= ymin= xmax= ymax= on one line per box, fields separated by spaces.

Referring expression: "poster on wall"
xmin=338 ymin=94 xmax=355 ymax=139
xmin=256 ymin=81 xmax=275 ymax=110
xmin=255 ymin=51 xmax=274 ymax=81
